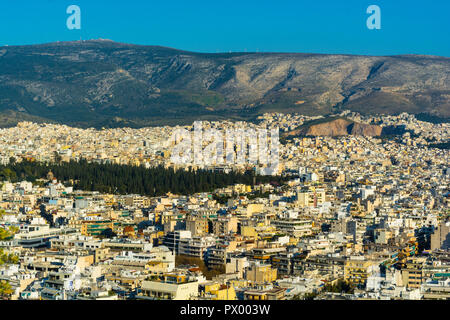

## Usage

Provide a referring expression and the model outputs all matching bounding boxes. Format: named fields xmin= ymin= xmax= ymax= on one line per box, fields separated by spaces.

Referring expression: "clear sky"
xmin=0 ymin=0 xmax=449 ymax=56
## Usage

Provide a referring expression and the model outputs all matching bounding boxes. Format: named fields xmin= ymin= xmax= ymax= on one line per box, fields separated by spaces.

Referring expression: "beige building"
xmin=140 ymin=274 xmax=198 ymax=300
xmin=297 ymin=188 xmax=326 ymax=208
xmin=401 ymin=257 xmax=427 ymax=289
xmin=212 ymin=216 xmax=238 ymax=235
xmin=344 ymin=258 xmax=378 ymax=286
xmin=431 ymin=222 xmax=450 ymax=251
xmin=245 ymin=263 xmax=277 ymax=284
xmin=246 ymin=204 xmax=264 ymax=217
xmin=120 ymin=195 xmax=150 ymax=208
xmin=186 ymin=216 xmax=208 ymax=236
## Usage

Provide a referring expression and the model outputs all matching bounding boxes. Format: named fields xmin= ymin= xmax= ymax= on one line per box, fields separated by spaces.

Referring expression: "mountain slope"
xmin=0 ymin=40 xmax=449 ymax=127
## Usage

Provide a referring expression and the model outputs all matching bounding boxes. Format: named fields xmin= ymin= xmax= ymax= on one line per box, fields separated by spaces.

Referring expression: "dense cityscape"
xmin=0 ymin=111 xmax=448 ymax=300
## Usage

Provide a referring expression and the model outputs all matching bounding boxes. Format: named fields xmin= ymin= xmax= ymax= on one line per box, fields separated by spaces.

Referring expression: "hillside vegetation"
xmin=0 ymin=40 xmax=449 ymax=127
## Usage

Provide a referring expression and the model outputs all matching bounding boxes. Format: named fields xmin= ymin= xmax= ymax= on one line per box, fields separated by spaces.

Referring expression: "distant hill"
xmin=0 ymin=40 xmax=449 ymax=128
xmin=281 ymin=116 xmax=411 ymax=141
xmin=283 ymin=117 xmax=384 ymax=138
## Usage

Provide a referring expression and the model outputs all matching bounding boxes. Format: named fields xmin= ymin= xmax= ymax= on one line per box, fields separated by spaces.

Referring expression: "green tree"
xmin=7 ymin=253 xmax=19 ymax=264
xmin=0 ymin=280 xmax=13 ymax=299
xmin=323 ymin=279 xmax=355 ymax=294
xmin=0 ymin=159 xmax=286 ymax=197
xmin=0 ymin=228 xmax=11 ymax=241
xmin=8 ymin=226 xmax=19 ymax=235
xmin=53 ymin=151 xmax=62 ymax=164
xmin=100 ymin=228 xmax=117 ymax=239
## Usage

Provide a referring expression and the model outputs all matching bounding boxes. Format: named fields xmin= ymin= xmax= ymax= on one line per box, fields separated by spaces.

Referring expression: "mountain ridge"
xmin=0 ymin=40 xmax=448 ymax=128
xmin=6 ymin=40 xmax=449 ymax=58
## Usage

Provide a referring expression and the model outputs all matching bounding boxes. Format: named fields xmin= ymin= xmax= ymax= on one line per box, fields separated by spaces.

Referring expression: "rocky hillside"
xmin=0 ymin=40 xmax=449 ymax=127
xmin=284 ymin=117 xmax=383 ymax=137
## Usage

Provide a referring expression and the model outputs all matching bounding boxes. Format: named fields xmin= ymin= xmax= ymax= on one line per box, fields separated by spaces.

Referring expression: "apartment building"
xmin=186 ymin=216 xmax=209 ymax=236
xmin=430 ymin=222 xmax=450 ymax=251
xmin=245 ymin=262 xmax=277 ymax=284
xmin=212 ymin=216 xmax=238 ymax=236
xmin=401 ymin=257 xmax=427 ymax=289
xmin=344 ymin=257 xmax=379 ymax=287
xmin=271 ymin=219 xmax=313 ymax=237
xmin=139 ymin=274 xmax=199 ymax=300
xmin=178 ymin=236 xmax=216 ymax=260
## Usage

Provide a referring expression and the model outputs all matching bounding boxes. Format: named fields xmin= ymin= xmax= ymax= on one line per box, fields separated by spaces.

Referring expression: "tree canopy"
xmin=0 ymin=280 xmax=13 ymax=298
xmin=0 ymin=159 xmax=285 ymax=197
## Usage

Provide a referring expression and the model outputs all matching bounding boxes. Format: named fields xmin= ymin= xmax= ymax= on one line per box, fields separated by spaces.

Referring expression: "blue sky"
xmin=0 ymin=0 xmax=449 ymax=56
